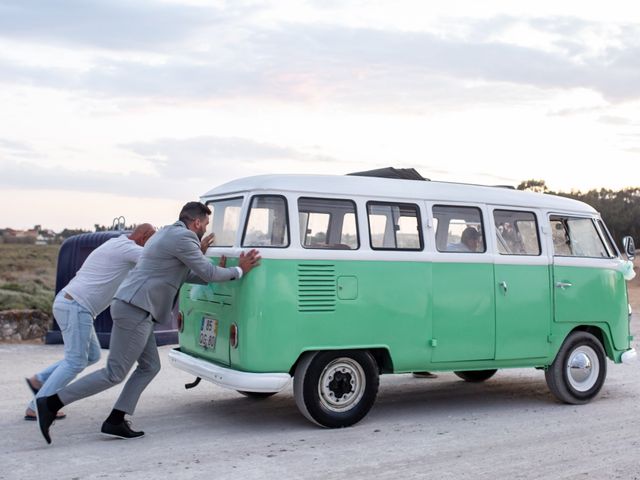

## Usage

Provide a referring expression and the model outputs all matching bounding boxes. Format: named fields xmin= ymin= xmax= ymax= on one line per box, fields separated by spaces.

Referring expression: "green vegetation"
xmin=518 ymin=180 xmax=640 ymax=248
xmin=0 ymin=244 xmax=59 ymax=314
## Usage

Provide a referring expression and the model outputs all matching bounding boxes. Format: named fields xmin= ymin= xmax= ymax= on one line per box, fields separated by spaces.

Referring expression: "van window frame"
xmin=297 ymin=196 xmax=360 ymax=250
xmin=549 ymin=214 xmax=613 ymax=259
xmin=492 ymin=208 xmax=542 ymax=256
xmin=205 ymin=196 xmax=244 ymax=247
xmin=241 ymin=194 xmax=290 ymax=248
xmin=366 ymin=201 xmax=424 ymax=251
xmin=432 ymin=204 xmax=486 ymax=254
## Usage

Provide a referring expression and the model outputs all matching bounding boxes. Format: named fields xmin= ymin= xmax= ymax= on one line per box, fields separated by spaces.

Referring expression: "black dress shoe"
xmin=25 ymin=377 xmax=39 ymax=395
xmin=101 ymin=420 xmax=145 ymax=439
xmin=35 ymin=397 xmax=57 ymax=444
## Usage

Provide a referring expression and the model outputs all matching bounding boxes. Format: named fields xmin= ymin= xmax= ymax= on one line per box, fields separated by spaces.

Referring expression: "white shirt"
xmin=64 ymin=235 xmax=143 ymax=317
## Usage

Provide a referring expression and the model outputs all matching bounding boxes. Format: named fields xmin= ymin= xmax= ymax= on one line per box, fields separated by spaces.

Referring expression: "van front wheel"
xmin=545 ymin=331 xmax=607 ymax=405
xmin=454 ymin=369 xmax=497 ymax=382
xmin=293 ymin=350 xmax=379 ymax=428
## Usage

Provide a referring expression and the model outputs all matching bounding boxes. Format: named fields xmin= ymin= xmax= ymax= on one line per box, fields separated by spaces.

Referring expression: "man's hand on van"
xmin=218 ymin=255 xmax=227 ymax=267
xmin=200 ymin=233 xmax=215 ymax=254
xmin=239 ymin=249 xmax=261 ymax=275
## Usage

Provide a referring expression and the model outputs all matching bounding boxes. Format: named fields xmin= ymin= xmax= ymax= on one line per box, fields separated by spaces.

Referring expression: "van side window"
xmin=242 ymin=195 xmax=289 ymax=247
xmin=207 ymin=197 xmax=243 ymax=247
xmin=298 ymin=197 xmax=359 ymax=249
xmin=550 ymin=216 xmax=611 ymax=258
xmin=367 ymin=202 xmax=422 ymax=250
xmin=493 ymin=210 xmax=540 ymax=255
xmin=432 ymin=205 xmax=485 ymax=253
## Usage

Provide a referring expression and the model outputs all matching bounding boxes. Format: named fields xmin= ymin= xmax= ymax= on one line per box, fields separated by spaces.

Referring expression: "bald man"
xmin=24 ymin=224 xmax=155 ymax=420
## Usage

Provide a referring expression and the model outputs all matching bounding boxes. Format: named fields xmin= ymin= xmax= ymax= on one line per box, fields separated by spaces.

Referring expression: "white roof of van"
xmin=202 ymin=174 xmax=596 ymax=214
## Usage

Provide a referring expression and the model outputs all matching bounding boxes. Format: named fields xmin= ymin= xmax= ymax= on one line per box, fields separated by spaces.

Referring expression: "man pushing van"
xmin=35 ymin=202 xmax=261 ymax=443
xmin=24 ymin=223 xmax=156 ymax=421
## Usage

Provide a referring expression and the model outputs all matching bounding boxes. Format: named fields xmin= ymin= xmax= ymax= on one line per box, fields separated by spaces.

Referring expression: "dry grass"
xmin=0 ymin=244 xmax=59 ymax=315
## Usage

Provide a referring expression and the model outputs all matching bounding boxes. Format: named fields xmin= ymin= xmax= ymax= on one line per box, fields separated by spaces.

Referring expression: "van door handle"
xmin=499 ymin=281 xmax=508 ymax=294
xmin=555 ymin=281 xmax=573 ymax=290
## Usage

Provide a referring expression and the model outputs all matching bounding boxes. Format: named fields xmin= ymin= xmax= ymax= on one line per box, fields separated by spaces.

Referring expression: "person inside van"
xmin=460 ymin=227 xmax=481 ymax=252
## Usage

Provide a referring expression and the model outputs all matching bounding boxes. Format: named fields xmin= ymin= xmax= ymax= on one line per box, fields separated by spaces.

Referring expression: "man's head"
xmin=179 ymin=201 xmax=211 ymax=240
xmin=128 ymin=223 xmax=156 ymax=247
xmin=461 ymin=227 xmax=481 ymax=252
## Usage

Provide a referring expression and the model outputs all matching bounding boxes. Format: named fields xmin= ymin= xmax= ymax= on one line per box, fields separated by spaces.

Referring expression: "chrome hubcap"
xmin=566 ymin=346 xmax=599 ymax=392
xmin=318 ymin=358 xmax=366 ymax=412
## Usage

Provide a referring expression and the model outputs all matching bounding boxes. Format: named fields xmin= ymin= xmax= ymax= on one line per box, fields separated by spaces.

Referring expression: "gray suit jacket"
xmin=114 ymin=221 xmax=238 ymax=325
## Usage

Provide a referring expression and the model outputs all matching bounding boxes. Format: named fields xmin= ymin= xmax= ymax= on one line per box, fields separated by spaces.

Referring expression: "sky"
xmin=1 ymin=0 xmax=639 ymax=231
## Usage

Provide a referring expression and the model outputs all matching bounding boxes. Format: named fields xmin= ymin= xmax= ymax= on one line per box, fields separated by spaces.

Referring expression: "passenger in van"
xmin=35 ymin=202 xmax=261 ymax=443
xmin=24 ymin=223 xmax=156 ymax=421
xmin=460 ymin=226 xmax=481 ymax=252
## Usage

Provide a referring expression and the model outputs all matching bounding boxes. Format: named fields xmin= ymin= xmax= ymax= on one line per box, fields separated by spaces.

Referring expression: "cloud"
xmin=0 ymin=138 xmax=41 ymax=159
xmin=0 ymin=0 xmax=228 ymax=50
xmin=123 ymin=136 xmax=340 ymax=179
xmin=1 ymin=9 xmax=640 ymax=104
xmin=0 ymin=136 xmax=340 ymax=197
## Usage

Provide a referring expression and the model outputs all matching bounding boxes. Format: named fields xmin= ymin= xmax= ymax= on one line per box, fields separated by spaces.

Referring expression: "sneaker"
xmin=412 ymin=371 xmax=438 ymax=379
xmin=101 ymin=420 xmax=145 ymax=439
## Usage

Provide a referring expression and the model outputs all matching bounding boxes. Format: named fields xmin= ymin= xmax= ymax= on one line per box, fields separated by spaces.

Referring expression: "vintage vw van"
xmin=168 ymin=174 xmax=637 ymax=428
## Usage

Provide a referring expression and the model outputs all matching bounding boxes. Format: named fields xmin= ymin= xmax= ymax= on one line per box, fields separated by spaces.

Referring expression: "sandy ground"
xmin=0 ymin=258 xmax=638 ymax=480
xmin=1 ymin=332 xmax=640 ymax=478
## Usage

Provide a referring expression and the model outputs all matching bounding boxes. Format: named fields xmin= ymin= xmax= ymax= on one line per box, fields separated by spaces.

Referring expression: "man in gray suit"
xmin=36 ymin=202 xmax=261 ymax=443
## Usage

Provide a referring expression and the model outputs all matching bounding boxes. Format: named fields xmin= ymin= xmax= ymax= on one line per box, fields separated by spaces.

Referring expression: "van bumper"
xmin=168 ymin=348 xmax=291 ymax=392
xmin=621 ymin=348 xmax=637 ymax=364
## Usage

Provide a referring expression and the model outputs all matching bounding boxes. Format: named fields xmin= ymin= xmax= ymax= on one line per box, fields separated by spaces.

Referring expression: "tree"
xmin=517 ymin=179 xmax=549 ymax=193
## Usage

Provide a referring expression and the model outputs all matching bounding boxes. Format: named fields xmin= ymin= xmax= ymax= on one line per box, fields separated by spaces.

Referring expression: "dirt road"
xmin=2 ymin=334 xmax=640 ymax=480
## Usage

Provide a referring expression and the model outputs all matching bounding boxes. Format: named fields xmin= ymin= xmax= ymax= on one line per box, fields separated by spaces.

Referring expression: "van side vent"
xmin=297 ymin=264 xmax=336 ymax=312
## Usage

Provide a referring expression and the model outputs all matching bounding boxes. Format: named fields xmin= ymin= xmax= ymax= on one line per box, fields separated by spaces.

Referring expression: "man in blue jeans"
xmin=24 ymin=224 xmax=155 ymax=420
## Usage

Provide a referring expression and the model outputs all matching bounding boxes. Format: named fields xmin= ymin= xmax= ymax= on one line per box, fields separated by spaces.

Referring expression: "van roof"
xmin=202 ymin=174 xmax=596 ymax=214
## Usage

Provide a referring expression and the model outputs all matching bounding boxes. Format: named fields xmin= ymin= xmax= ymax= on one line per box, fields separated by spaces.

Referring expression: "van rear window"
xmin=207 ymin=197 xmax=243 ymax=247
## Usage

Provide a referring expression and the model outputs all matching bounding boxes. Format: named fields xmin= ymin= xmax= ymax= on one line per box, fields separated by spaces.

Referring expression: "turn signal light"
xmin=230 ymin=323 xmax=238 ymax=349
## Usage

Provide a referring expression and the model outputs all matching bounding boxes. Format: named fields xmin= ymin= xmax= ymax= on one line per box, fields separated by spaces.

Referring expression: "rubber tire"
xmin=237 ymin=391 xmax=277 ymax=399
xmin=453 ymin=369 xmax=498 ymax=382
xmin=293 ymin=350 xmax=379 ymax=428
xmin=545 ymin=331 xmax=607 ymax=405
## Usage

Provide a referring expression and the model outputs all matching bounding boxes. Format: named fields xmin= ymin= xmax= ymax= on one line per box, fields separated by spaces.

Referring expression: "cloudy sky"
xmin=1 ymin=0 xmax=639 ymax=230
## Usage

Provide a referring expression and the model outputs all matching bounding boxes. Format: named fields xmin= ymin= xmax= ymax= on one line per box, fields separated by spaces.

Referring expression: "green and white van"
xmin=169 ymin=174 xmax=637 ymax=428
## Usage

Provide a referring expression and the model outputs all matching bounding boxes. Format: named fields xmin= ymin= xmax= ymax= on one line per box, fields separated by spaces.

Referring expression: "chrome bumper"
xmin=168 ymin=348 xmax=291 ymax=393
xmin=621 ymin=348 xmax=638 ymax=364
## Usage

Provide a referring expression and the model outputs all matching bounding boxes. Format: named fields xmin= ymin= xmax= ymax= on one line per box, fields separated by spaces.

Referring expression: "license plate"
xmin=199 ymin=317 xmax=218 ymax=349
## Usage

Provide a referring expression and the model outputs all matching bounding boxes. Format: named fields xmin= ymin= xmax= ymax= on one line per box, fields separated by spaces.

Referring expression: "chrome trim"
xmin=555 ymin=281 xmax=573 ymax=289
xmin=621 ymin=348 xmax=638 ymax=365
xmin=168 ymin=348 xmax=291 ymax=393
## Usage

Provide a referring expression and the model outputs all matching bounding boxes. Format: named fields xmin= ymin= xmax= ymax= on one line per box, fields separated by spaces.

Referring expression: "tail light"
xmin=229 ymin=323 xmax=238 ymax=349
xmin=177 ymin=311 xmax=184 ymax=333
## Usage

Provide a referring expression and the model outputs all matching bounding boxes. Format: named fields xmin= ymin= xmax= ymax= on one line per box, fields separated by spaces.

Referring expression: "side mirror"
xmin=622 ymin=236 xmax=636 ymax=260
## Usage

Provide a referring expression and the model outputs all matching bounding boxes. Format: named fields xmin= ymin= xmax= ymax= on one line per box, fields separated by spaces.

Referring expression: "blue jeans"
xmin=28 ymin=292 xmax=101 ymax=411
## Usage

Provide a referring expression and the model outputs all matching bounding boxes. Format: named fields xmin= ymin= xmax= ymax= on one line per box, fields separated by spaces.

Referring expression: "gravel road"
xmin=1 ymin=325 xmax=640 ymax=480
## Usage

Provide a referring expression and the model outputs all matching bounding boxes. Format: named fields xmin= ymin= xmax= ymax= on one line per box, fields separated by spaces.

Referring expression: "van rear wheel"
xmin=545 ymin=331 xmax=607 ymax=404
xmin=454 ymin=369 xmax=497 ymax=382
xmin=293 ymin=350 xmax=379 ymax=428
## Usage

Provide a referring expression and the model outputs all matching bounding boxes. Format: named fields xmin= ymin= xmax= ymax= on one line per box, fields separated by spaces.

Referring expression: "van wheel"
xmin=293 ymin=350 xmax=379 ymax=428
xmin=545 ymin=331 xmax=607 ymax=405
xmin=237 ymin=391 xmax=277 ymax=399
xmin=454 ymin=369 xmax=497 ymax=382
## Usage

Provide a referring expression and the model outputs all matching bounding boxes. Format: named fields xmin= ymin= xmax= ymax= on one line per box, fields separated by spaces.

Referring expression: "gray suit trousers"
xmin=57 ymin=299 xmax=161 ymax=415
